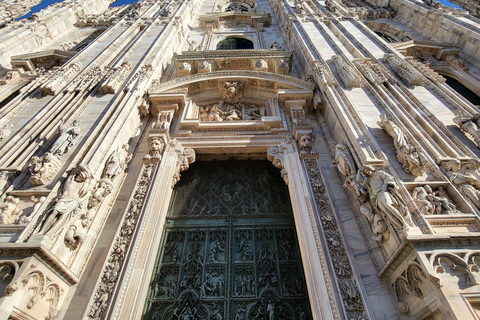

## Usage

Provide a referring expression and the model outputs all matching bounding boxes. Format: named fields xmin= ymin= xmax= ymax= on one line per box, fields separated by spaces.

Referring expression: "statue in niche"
xmin=237 ymin=239 xmax=253 ymax=261
xmin=0 ymin=121 xmax=13 ymax=141
xmin=356 ymin=165 xmax=414 ymax=231
xmin=378 ymin=114 xmax=426 ymax=177
xmin=440 ymin=158 xmax=480 ymax=209
xmin=222 ymin=82 xmax=243 ymax=104
xmin=453 ymin=110 xmax=480 ymax=147
xmin=50 ymin=120 xmax=81 ymax=156
xmin=102 ymin=144 xmax=132 ymax=180
xmin=0 ymin=196 xmax=23 ymax=224
xmin=37 ymin=165 xmax=95 ymax=237
xmin=419 ymin=185 xmax=460 ymax=215
xmin=332 ymin=143 xmax=356 ymax=177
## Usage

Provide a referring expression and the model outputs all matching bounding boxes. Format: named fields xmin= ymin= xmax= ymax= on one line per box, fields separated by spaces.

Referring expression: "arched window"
xmin=444 ymin=75 xmax=480 ymax=105
xmin=216 ymin=37 xmax=254 ymax=50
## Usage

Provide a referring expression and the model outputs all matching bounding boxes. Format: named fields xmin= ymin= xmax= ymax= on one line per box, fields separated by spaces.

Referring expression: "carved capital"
xmin=267 ymin=146 xmax=288 ymax=184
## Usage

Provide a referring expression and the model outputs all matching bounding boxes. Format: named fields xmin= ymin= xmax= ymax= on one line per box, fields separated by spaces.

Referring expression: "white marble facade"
xmin=0 ymin=0 xmax=480 ymax=319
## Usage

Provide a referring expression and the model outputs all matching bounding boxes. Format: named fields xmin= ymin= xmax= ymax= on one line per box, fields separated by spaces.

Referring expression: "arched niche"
xmin=216 ymin=36 xmax=254 ymax=50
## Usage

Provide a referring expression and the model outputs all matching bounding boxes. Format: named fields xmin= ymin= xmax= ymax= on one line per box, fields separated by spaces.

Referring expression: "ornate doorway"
xmin=143 ymin=160 xmax=312 ymax=319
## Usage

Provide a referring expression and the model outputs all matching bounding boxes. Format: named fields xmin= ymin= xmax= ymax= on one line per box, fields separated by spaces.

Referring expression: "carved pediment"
xmin=391 ymin=40 xmax=460 ymax=60
xmin=11 ymin=50 xmax=76 ymax=71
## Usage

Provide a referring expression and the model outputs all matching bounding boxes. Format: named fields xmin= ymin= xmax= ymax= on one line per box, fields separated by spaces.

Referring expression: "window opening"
xmin=216 ymin=37 xmax=254 ymax=50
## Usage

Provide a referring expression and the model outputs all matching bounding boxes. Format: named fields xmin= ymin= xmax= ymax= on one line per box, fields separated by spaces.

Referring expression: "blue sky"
xmin=17 ymin=0 xmax=462 ymax=20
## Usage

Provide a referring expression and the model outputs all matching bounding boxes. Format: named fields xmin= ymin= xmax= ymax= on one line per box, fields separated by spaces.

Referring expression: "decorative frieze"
xmin=383 ymin=53 xmax=424 ymax=87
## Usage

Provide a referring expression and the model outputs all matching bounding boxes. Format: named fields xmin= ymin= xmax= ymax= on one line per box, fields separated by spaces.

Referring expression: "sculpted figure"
xmin=145 ymin=136 xmax=165 ymax=160
xmin=412 ymin=186 xmax=434 ymax=215
xmin=0 ymin=196 xmax=23 ymax=224
xmin=378 ymin=114 xmax=426 ymax=177
xmin=29 ymin=152 xmax=62 ymax=185
xmin=0 ymin=121 xmax=13 ymax=141
xmin=356 ymin=165 xmax=414 ymax=231
xmin=50 ymin=120 xmax=81 ymax=156
xmin=299 ymin=133 xmax=316 ymax=158
xmin=38 ymin=165 xmax=95 ymax=236
xmin=102 ymin=145 xmax=131 ymax=180
xmin=425 ymin=185 xmax=459 ymax=215
xmin=333 ymin=144 xmax=355 ymax=177
xmin=222 ymin=82 xmax=243 ymax=104
xmin=441 ymin=158 xmax=480 ymax=209
xmin=453 ymin=110 xmax=480 ymax=147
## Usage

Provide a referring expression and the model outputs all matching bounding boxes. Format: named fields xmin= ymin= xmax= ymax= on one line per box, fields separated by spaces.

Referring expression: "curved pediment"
xmin=148 ymin=70 xmax=315 ymax=94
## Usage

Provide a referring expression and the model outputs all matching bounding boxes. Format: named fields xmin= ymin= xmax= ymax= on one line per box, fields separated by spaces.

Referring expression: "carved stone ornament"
xmin=378 ymin=114 xmax=426 ymax=177
xmin=356 ymin=165 xmax=415 ymax=231
xmin=0 ymin=196 xmax=23 ymax=224
xmin=37 ymin=164 xmax=95 ymax=239
xmin=343 ymin=175 xmax=389 ymax=242
xmin=298 ymin=132 xmax=318 ymax=159
xmin=222 ymin=81 xmax=244 ymax=104
xmin=331 ymin=55 xmax=361 ymax=88
xmin=0 ymin=121 xmax=13 ymax=141
xmin=439 ymin=158 xmax=480 ymax=209
xmin=49 ymin=119 xmax=81 ymax=157
xmin=29 ymin=152 xmax=62 ymax=185
xmin=412 ymin=185 xmax=461 ymax=215
xmin=449 ymin=57 xmax=469 ymax=71
xmin=353 ymin=59 xmax=386 ymax=84
xmin=153 ymin=110 xmax=174 ymax=131
xmin=144 ymin=136 xmax=165 ymax=162
xmin=102 ymin=144 xmax=132 ymax=180
xmin=453 ymin=109 xmax=480 ymax=147
xmin=172 ymin=148 xmax=196 ymax=185
xmin=199 ymin=101 xmax=265 ymax=122
xmin=383 ymin=53 xmax=424 ymax=87
xmin=267 ymin=146 xmax=288 ymax=184
xmin=304 ymin=159 xmax=368 ymax=318
xmin=332 ymin=143 xmax=356 ymax=177
xmin=100 ymin=61 xmax=133 ymax=94
xmin=40 ymin=62 xmax=82 ymax=96
xmin=88 ymin=163 xmax=156 ymax=319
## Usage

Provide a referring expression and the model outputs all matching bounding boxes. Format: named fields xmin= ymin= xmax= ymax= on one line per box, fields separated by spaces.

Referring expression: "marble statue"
xmin=102 ymin=144 xmax=131 ymax=180
xmin=50 ymin=120 xmax=81 ymax=156
xmin=333 ymin=144 xmax=355 ymax=177
xmin=440 ymin=158 xmax=480 ymax=209
xmin=378 ymin=114 xmax=426 ymax=177
xmin=356 ymin=165 xmax=414 ymax=231
xmin=38 ymin=165 xmax=95 ymax=236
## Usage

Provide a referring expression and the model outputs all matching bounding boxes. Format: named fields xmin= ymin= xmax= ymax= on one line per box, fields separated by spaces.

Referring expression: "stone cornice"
xmin=0 ymin=243 xmax=79 ymax=285
xmin=378 ymin=234 xmax=480 ymax=280
xmin=175 ymin=49 xmax=293 ymax=61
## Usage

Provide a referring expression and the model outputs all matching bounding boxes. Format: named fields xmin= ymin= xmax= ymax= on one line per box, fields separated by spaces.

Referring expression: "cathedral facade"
xmin=0 ymin=0 xmax=480 ymax=319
